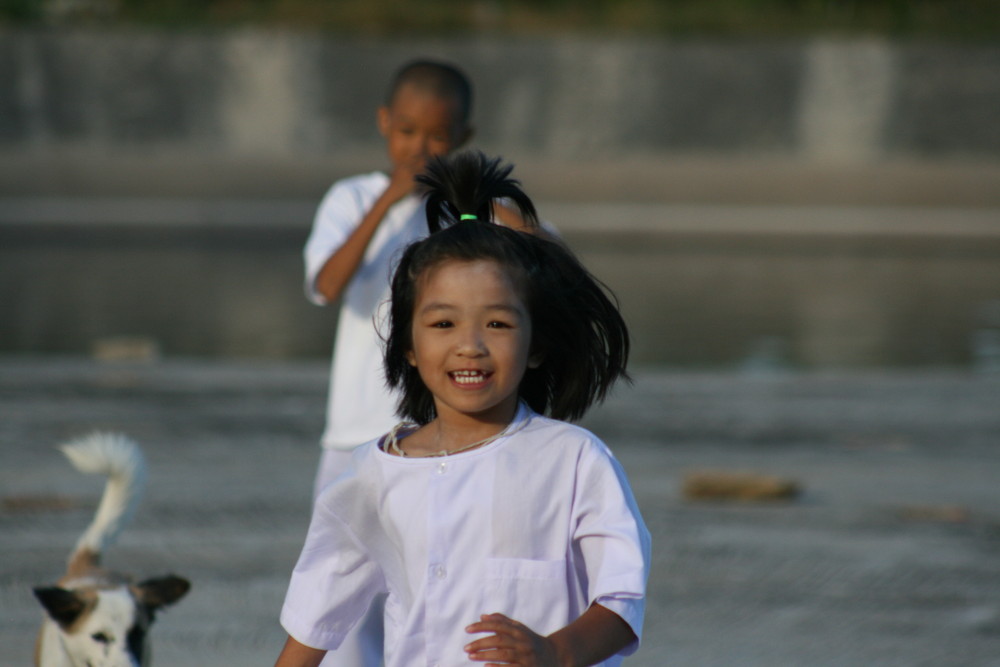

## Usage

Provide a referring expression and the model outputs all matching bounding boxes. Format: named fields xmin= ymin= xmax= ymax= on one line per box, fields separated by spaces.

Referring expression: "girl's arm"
xmin=273 ymin=635 xmax=326 ymax=667
xmin=465 ymin=602 xmax=636 ymax=667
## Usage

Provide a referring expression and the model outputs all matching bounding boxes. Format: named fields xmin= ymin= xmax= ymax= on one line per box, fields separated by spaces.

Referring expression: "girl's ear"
xmin=527 ymin=350 xmax=544 ymax=369
xmin=406 ymin=349 xmax=417 ymax=367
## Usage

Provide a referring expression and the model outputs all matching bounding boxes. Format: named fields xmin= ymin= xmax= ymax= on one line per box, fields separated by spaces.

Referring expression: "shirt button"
xmin=437 ymin=461 xmax=448 ymax=475
xmin=431 ymin=564 xmax=447 ymax=579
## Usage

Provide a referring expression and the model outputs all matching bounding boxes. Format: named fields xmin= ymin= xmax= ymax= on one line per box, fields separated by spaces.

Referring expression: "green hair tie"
xmin=460 ymin=214 xmax=478 ymax=221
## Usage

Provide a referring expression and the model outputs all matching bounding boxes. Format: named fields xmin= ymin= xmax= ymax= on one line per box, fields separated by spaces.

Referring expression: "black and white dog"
xmin=33 ymin=433 xmax=190 ymax=666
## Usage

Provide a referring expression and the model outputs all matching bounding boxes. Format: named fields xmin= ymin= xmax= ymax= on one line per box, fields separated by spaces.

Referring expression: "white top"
xmin=304 ymin=172 xmax=429 ymax=449
xmin=280 ymin=403 xmax=651 ymax=666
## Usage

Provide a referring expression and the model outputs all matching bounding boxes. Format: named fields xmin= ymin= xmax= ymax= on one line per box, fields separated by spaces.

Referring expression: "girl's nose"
xmin=455 ymin=329 xmax=487 ymax=357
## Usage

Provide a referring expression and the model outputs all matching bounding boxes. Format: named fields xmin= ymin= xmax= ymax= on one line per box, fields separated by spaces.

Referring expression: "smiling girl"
xmin=275 ymin=151 xmax=650 ymax=667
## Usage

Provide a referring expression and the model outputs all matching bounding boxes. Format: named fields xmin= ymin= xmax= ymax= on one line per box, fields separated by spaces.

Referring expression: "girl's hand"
xmin=464 ymin=613 xmax=561 ymax=666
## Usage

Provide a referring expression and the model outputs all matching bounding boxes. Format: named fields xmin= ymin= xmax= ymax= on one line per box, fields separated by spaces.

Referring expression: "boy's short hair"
xmin=386 ymin=59 xmax=474 ymax=125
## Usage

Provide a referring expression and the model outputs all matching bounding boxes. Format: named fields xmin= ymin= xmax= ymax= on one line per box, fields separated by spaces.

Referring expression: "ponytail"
xmin=417 ymin=151 xmax=539 ymax=233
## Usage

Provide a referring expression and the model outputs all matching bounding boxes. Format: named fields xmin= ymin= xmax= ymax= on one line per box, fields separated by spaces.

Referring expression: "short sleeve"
xmin=571 ymin=441 xmax=651 ymax=656
xmin=303 ymin=179 xmax=368 ymax=306
xmin=279 ymin=487 xmax=386 ymax=650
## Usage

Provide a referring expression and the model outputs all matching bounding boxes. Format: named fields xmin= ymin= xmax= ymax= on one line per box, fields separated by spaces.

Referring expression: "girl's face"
xmin=406 ymin=259 xmax=538 ymax=427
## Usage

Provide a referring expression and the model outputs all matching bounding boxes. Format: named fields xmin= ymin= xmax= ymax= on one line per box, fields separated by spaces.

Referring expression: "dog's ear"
xmin=33 ymin=587 xmax=88 ymax=628
xmin=134 ymin=575 xmax=190 ymax=610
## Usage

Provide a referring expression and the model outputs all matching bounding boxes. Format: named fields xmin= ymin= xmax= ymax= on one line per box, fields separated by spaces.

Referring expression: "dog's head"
xmin=34 ymin=575 xmax=190 ymax=666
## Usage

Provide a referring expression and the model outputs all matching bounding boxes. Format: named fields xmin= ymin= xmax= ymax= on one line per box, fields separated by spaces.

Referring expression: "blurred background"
xmin=3 ymin=3 xmax=1000 ymax=667
xmin=2 ymin=0 xmax=999 ymax=369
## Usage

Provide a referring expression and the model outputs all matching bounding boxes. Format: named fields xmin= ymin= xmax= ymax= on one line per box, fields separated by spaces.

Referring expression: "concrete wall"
xmin=0 ymin=208 xmax=328 ymax=359
xmin=3 ymin=199 xmax=1000 ymax=368
xmin=2 ymin=31 xmax=1000 ymax=367
xmin=2 ymin=30 xmax=1000 ymax=185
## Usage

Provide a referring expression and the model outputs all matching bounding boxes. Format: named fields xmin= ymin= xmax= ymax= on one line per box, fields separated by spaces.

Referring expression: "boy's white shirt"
xmin=304 ymin=172 xmax=428 ymax=450
xmin=280 ymin=403 xmax=651 ymax=666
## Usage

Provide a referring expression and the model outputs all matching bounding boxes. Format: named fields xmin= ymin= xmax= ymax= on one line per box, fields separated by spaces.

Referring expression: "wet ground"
xmin=2 ymin=357 xmax=1000 ymax=666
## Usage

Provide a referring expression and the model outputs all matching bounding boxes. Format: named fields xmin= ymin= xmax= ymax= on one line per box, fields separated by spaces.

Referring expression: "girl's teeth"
xmin=452 ymin=371 xmax=485 ymax=385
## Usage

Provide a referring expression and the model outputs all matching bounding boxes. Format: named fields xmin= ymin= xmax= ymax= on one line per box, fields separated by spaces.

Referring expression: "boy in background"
xmin=305 ymin=59 xmax=474 ymax=492
xmin=300 ymin=59 xmax=474 ymax=665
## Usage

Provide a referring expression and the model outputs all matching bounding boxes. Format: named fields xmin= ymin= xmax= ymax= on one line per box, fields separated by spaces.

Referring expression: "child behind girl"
xmin=275 ymin=151 xmax=650 ymax=667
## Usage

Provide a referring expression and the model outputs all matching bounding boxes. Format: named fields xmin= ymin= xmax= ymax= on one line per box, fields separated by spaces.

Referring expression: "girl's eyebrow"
xmin=418 ymin=302 xmax=524 ymax=316
xmin=418 ymin=302 xmax=456 ymax=315
xmin=484 ymin=304 xmax=524 ymax=316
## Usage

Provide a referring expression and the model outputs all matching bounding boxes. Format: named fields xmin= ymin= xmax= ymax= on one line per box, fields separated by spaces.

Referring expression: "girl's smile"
xmin=406 ymin=258 xmax=539 ymax=439
xmin=449 ymin=369 xmax=492 ymax=387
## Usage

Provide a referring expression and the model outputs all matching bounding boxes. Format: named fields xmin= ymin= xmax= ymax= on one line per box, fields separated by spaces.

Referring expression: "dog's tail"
xmin=60 ymin=433 xmax=147 ymax=573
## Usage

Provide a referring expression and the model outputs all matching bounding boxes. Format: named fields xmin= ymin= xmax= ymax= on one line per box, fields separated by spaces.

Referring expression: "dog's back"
xmin=33 ymin=434 xmax=189 ymax=667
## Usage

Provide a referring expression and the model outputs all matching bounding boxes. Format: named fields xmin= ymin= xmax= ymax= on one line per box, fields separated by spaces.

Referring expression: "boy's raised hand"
xmin=312 ymin=154 xmax=426 ymax=304
xmin=465 ymin=613 xmax=559 ymax=666
xmin=385 ymin=156 xmax=427 ymax=204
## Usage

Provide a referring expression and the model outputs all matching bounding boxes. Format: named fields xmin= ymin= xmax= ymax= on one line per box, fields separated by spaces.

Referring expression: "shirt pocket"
xmin=481 ymin=558 xmax=569 ymax=633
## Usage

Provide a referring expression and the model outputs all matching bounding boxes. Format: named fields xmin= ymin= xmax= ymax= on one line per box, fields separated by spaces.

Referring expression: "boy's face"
xmin=378 ymin=83 xmax=470 ymax=173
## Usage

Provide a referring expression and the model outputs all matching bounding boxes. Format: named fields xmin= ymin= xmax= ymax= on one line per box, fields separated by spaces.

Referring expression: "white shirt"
xmin=280 ymin=404 xmax=651 ymax=666
xmin=304 ymin=172 xmax=429 ymax=449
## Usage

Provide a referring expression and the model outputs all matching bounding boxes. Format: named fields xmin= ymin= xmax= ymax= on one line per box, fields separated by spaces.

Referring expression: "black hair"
xmin=417 ymin=151 xmax=539 ymax=233
xmin=386 ymin=59 xmax=474 ymax=126
xmin=384 ymin=150 xmax=630 ymax=425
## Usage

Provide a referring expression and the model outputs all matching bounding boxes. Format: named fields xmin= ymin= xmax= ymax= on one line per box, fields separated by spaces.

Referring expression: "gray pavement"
xmin=3 ymin=357 xmax=1000 ymax=666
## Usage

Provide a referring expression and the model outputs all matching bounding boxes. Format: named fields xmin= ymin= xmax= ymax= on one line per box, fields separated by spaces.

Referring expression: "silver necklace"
xmin=387 ymin=416 xmax=526 ymax=458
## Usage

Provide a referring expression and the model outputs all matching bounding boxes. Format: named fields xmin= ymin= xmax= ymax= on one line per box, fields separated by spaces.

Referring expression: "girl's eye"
xmin=432 ymin=320 xmax=453 ymax=329
xmin=487 ymin=321 xmax=511 ymax=329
